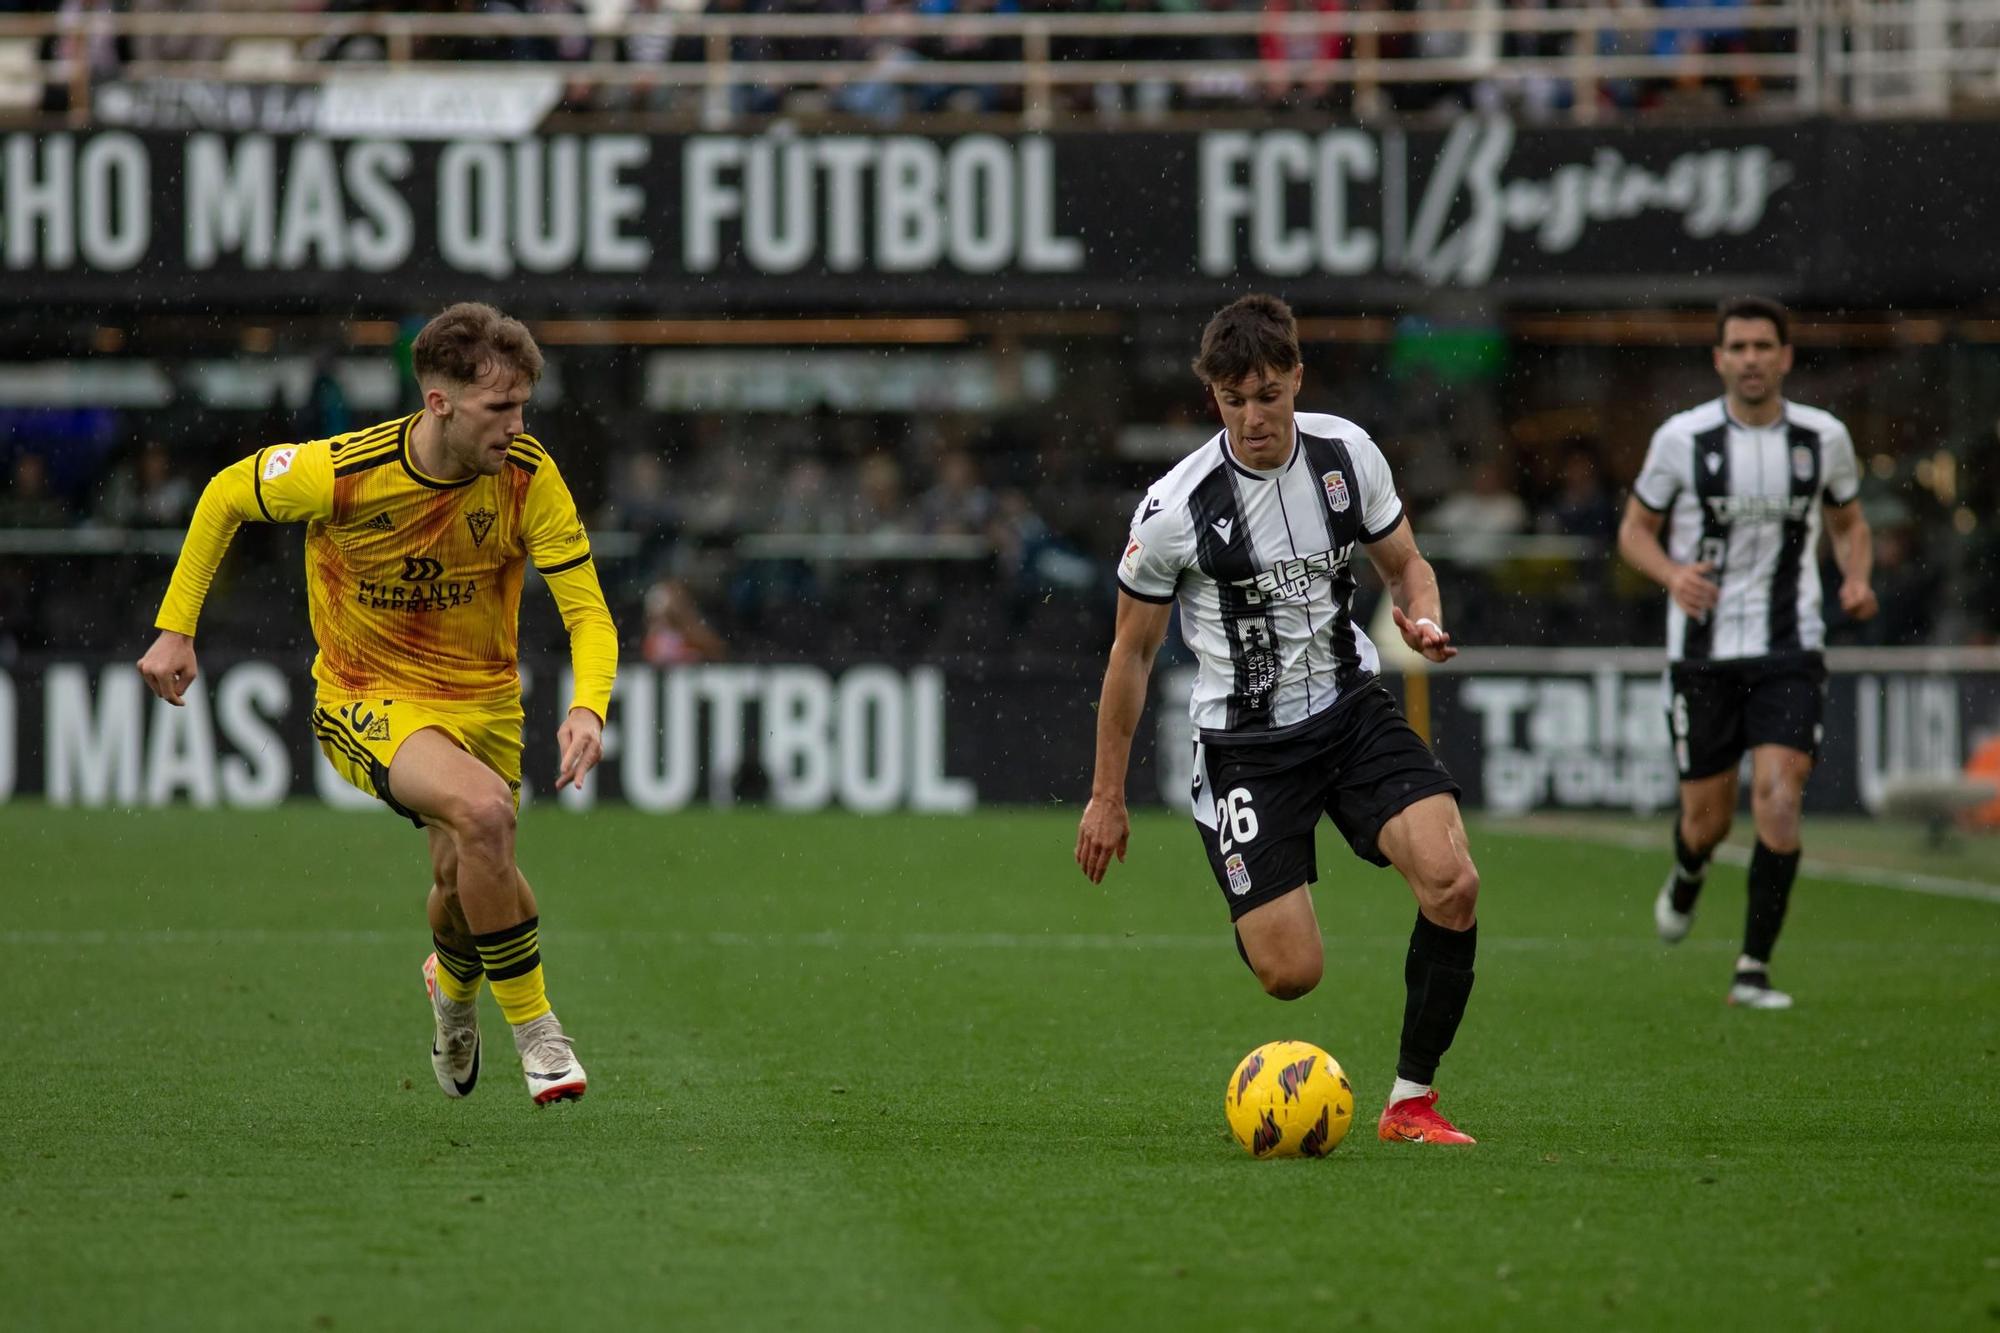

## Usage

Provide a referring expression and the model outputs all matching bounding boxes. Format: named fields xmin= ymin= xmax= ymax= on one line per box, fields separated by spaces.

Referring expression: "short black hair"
xmin=1715 ymin=296 xmax=1790 ymax=346
xmin=1193 ymin=294 xmax=1301 ymax=385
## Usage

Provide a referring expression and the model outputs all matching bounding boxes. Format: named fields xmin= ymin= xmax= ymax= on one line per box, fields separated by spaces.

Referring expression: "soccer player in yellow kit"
xmin=137 ymin=303 xmax=617 ymax=1107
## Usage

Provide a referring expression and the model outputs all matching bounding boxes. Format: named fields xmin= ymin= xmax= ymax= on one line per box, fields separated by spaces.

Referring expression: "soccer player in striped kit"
xmin=1076 ymin=294 xmax=1480 ymax=1145
xmin=138 ymin=302 xmax=616 ymax=1104
xmin=1619 ymin=297 xmax=1877 ymax=1009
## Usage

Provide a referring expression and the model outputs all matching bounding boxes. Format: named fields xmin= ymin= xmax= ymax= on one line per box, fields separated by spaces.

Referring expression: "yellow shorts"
xmin=311 ymin=696 xmax=524 ymax=828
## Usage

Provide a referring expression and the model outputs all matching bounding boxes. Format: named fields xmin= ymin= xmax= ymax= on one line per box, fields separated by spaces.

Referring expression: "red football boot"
xmin=1377 ymin=1090 xmax=1477 ymax=1145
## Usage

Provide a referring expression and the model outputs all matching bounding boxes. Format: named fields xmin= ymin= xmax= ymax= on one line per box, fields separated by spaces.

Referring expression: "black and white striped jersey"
xmin=1633 ymin=398 xmax=1862 ymax=663
xmin=1117 ymin=412 xmax=1404 ymax=740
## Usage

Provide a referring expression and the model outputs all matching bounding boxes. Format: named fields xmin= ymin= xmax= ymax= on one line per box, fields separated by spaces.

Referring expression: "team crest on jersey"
xmin=1321 ymin=469 xmax=1350 ymax=512
xmin=1791 ymin=445 xmax=1814 ymax=482
xmin=262 ymin=447 xmax=297 ymax=481
xmin=465 ymin=507 xmax=496 ymax=547
xmin=1224 ymin=853 xmax=1252 ymax=895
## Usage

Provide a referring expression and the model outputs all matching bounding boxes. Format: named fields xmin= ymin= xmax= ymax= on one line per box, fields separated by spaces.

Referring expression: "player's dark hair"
xmin=412 ymin=302 xmax=545 ymax=388
xmin=1193 ymin=294 xmax=1301 ymax=386
xmin=1715 ymin=296 xmax=1790 ymax=346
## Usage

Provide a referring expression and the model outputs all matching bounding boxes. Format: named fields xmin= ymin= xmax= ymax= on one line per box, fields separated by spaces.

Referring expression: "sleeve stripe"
xmin=331 ymin=421 xmax=402 ymax=458
xmin=1633 ymin=489 xmax=1673 ymax=514
xmin=537 ymin=552 xmax=592 ymax=576
xmin=1115 ymin=576 xmax=1174 ymax=604
xmin=333 ymin=449 xmax=400 ymax=478
xmin=1359 ymin=503 xmax=1405 ymax=544
xmin=251 ymin=448 xmax=276 ymax=522
xmin=506 ymin=453 xmax=540 ymax=475
xmin=1823 ymin=489 xmax=1860 ymax=507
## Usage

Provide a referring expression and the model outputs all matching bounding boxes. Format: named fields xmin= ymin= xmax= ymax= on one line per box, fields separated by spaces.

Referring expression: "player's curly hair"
xmin=1192 ymin=293 xmax=1301 ymax=386
xmin=412 ymin=302 xmax=545 ymax=388
xmin=1716 ymin=296 xmax=1790 ymax=346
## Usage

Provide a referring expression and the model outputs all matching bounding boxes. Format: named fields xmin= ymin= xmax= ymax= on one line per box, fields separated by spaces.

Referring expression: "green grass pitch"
xmin=4 ymin=805 xmax=1995 ymax=1331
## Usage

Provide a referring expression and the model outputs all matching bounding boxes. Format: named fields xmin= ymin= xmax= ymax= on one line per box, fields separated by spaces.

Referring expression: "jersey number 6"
xmin=1216 ymin=787 xmax=1260 ymax=852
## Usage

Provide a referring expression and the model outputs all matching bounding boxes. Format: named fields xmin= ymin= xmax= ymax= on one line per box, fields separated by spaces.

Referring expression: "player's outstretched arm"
xmin=1077 ymin=592 xmax=1173 ymax=884
xmin=140 ymin=442 xmax=331 ymax=705
xmin=1617 ymin=496 xmax=1717 ymax=619
xmin=1362 ymin=517 xmax=1457 ymax=663
xmin=520 ymin=451 xmax=618 ymax=790
xmin=542 ymin=566 xmax=616 ymax=790
xmin=1824 ymin=500 xmax=1877 ymax=621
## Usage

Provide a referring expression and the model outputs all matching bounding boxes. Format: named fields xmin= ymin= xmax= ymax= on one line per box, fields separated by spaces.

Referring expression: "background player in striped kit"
xmin=1076 ymin=294 xmax=1481 ymax=1145
xmin=138 ymin=303 xmax=617 ymax=1104
xmin=1618 ymin=296 xmax=1877 ymax=1009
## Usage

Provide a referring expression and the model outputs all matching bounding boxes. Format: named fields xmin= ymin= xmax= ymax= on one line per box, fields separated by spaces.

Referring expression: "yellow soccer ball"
xmin=1224 ymin=1040 xmax=1355 ymax=1158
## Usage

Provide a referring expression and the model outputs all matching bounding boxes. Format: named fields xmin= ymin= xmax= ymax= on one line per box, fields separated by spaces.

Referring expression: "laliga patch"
xmin=1791 ymin=444 xmax=1815 ymax=482
xmin=1120 ymin=535 xmax=1145 ymax=579
xmin=1225 ymin=853 xmax=1252 ymax=895
xmin=262 ymin=447 xmax=297 ymax=481
xmin=1321 ymin=469 xmax=1350 ymax=512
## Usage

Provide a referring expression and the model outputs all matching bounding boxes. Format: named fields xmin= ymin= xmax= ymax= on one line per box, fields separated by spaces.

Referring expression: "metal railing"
xmin=0 ymin=0 xmax=1995 ymax=128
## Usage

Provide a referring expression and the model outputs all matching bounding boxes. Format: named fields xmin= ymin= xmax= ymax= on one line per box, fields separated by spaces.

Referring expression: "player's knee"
xmin=1259 ymin=955 xmax=1322 ymax=1001
xmin=1425 ymin=859 xmax=1479 ymax=930
xmin=451 ymin=788 xmax=516 ymax=846
xmin=1245 ymin=932 xmax=1322 ymax=1000
xmin=1683 ymin=808 xmax=1731 ymax=853
xmin=1752 ymin=788 xmax=1802 ymax=843
xmin=1752 ymin=778 xmax=1803 ymax=819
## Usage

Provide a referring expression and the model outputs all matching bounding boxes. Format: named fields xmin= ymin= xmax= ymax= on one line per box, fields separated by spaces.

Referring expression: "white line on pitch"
xmin=4 ymin=928 xmax=1994 ymax=956
xmin=1482 ymin=820 xmax=2000 ymax=905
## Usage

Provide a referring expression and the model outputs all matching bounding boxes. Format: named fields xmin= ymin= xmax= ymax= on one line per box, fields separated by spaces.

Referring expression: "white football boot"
xmin=1654 ymin=875 xmax=1695 ymax=944
xmin=423 ymin=953 xmax=482 ymax=1098
xmin=514 ymin=1012 xmax=587 ymax=1105
xmin=1728 ymin=967 xmax=1794 ymax=1010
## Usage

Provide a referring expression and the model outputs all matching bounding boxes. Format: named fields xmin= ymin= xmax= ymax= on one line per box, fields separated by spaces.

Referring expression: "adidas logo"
xmin=362 ymin=512 xmax=394 ymax=532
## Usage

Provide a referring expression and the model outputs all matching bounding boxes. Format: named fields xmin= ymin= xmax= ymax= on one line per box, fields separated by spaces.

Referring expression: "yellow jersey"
xmin=155 ymin=412 xmax=617 ymax=718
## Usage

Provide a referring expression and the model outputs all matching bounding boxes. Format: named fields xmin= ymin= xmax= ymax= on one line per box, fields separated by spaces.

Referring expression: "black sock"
xmin=1670 ymin=821 xmax=1710 ymax=915
xmin=1397 ymin=913 xmax=1477 ymax=1085
xmin=1743 ymin=841 xmax=1801 ymax=966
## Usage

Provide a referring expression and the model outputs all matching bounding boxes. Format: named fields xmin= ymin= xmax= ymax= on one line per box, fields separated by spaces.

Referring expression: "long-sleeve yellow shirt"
xmin=155 ymin=413 xmax=617 ymax=719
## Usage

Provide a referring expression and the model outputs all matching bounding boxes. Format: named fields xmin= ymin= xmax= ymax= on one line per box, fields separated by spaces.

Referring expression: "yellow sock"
xmin=487 ymin=963 xmax=550 ymax=1026
xmin=430 ymin=934 xmax=484 ymax=1005
xmin=474 ymin=916 xmax=551 ymax=1025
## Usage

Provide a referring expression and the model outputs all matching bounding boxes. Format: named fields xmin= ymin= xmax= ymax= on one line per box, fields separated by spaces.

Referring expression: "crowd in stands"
xmin=0 ymin=347 xmax=1973 ymax=669
xmin=3 ymin=0 xmax=1804 ymax=122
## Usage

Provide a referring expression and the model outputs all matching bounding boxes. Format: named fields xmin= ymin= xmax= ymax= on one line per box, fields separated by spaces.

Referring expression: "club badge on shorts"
xmin=1225 ymin=852 xmax=1252 ymax=895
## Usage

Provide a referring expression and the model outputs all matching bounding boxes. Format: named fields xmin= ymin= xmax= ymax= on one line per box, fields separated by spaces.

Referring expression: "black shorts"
xmin=1667 ymin=652 xmax=1828 ymax=782
xmin=1192 ymin=679 xmax=1461 ymax=920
